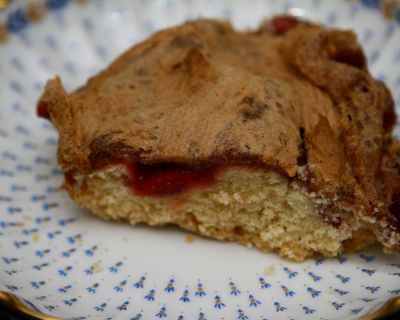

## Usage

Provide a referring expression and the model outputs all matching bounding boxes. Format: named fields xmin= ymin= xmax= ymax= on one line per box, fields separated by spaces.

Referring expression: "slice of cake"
xmin=37 ymin=18 xmax=400 ymax=261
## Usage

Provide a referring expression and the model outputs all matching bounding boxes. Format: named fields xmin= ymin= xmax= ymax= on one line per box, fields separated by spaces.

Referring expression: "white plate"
xmin=0 ymin=0 xmax=400 ymax=319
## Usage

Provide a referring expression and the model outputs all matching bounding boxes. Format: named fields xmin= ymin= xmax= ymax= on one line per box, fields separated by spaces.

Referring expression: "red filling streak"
xmin=125 ymin=162 xmax=220 ymax=197
xmin=37 ymin=101 xmax=50 ymax=119
xmin=271 ymin=15 xmax=299 ymax=35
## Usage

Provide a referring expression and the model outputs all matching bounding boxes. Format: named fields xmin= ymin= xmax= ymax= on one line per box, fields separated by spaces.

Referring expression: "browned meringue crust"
xmin=38 ymin=19 xmax=400 ymax=252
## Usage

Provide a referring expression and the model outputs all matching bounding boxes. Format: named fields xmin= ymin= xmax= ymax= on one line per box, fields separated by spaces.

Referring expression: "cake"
xmin=37 ymin=17 xmax=400 ymax=261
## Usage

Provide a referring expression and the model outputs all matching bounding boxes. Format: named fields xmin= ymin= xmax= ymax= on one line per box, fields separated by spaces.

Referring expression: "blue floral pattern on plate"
xmin=0 ymin=0 xmax=399 ymax=319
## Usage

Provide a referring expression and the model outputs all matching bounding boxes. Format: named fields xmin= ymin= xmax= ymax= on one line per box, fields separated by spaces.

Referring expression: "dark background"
xmin=0 ymin=301 xmax=399 ymax=320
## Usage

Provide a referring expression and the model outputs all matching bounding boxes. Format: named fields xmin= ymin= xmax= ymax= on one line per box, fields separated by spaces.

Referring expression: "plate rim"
xmin=1 ymin=291 xmax=399 ymax=320
xmin=1 ymin=0 xmax=400 ymax=319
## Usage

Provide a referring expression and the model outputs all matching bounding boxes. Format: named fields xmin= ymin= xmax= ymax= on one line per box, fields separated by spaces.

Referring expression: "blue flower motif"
xmin=155 ymin=307 xmax=167 ymax=318
xmin=13 ymin=240 xmax=29 ymax=248
xmin=180 ymin=289 xmax=190 ymax=302
xmin=258 ymin=277 xmax=271 ymax=289
xmin=5 ymin=285 xmax=18 ymax=291
xmin=274 ymin=301 xmax=287 ymax=312
xmin=3 ymin=221 xmax=21 ymax=228
xmin=58 ymin=265 xmax=72 ymax=277
xmin=87 ymin=283 xmax=99 ymax=294
xmin=307 ymin=287 xmax=321 ymax=298
xmin=35 ymin=214 xmax=52 ymax=223
xmin=46 ymin=0 xmax=70 ymax=10
xmin=43 ymin=202 xmax=59 ymax=210
xmin=365 ymin=286 xmax=380 ymax=293
xmin=214 ymin=295 xmax=226 ymax=309
xmin=144 ymin=289 xmax=155 ymax=301
xmin=63 ymin=298 xmax=77 ymax=306
xmin=114 ymin=280 xmax=127 ymax=292
xmin=4 ymin=270 xmax=18 ymax=276
xmin=195 ymin=283 xmax=206 ymax=297
xmin=33 ymin=262 xmax=49 ymax=270
xmin=248 ymin=294 xmax=261 ymax=307
xmin=315 ymin=258 xmax=325 ymax=265
xmin=361 ymin=268 xmax=376 ymax=276
xmin=303 ymin=306 xmax=316 ymax=314
xmin=130 ymin=313 xmax=142 ymax=320
xmin=58 ymin=218 xmax=77 ymax=226
xmin=58 ymin=270 xmax=67 ymax=277
xmin=6 ymin=9 xmax=28 ymax=33
xmin=0 ymin=170 xmax=13 ymax=178
xmin=35 ymin=156 xmax=51 ymax=164
xmin=44 ymin=305 xmax=55 ymax=311
xmin=109 ymin=261 xmax=123 ymax=273
xmin=164 ymin=278 xmax=175 ymax=293
xmin=35 ymin=296 xmax=47 ymax=301
xmin=133 ymin=276 xmax=146 ymax=288
xmin=308 ymin=272 xmax=322 ymax=282
xmin=85 ymin=246 xmax=98 ymax=256
xmin=2 ymin=257 xmax=19 ymax=264
xmin=332 ymin=301 xmax=345 ymax=310
xmin=237 ymin=308 xmax=249 ymax=320
xmin=283 ymin=267 xmax=298 ymax=278
xmin=61 ymin=248 xmax=76 ymax=257
xmin=359 ymin=254 xmax=375 ymax=262
xmin=94 ymin=302 xmax=107 ymax=312
xmin=47 ymin=230 xmax=62 ymax=239
xmin=22 ymin=228 xmax=39 ymax=235
xmin=58 ymin=285 xmax=72 ymax=293
xmin=116 ymin=301 xmax=129 ymax=311
xmin=229 ymin=281 xmax=241 ymax=296
xmin=31 ymin=281 xmax=45 ymax=289
xmin=67 ymin=234 xmax=82 ymax=244
xmin=1 ymin=150 xmax=17 ymax=160
xmin=351 ymin=308 xmax=363 ymax=315
xmin=335 ymin=274 xmax=350 ymax=283
xmin=198 ymin=312 xmax=206 ymax=320
xmin=10 ymin=185 xmax=24 ymax=195
xmin=84 ymin=266 xmax=94 ymax=275
xmin=8 ymin=204 xmax=22 ymax=214
xmin=281 ymin=285 xmax=295 ymax=297
xmin=334 ymin=288 xmax=348 ymax=296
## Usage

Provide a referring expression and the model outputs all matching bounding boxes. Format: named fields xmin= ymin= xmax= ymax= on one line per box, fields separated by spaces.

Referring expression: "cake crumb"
xmin=327 ymin=287 xmax=335 ymax=295
xmin=263 ymin=264 xmax=276 ymax=275
xmin=92 ymin=261 xmax=104 ymax=273
xmin=32 ymin=233 xmax=40 ymax=243
xmin=185 ymin=234 xmax=194 ymax=244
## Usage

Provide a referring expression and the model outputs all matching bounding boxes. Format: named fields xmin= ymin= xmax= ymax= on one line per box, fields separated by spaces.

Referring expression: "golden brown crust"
xmin=38 ymin=19 xmax=399 ymax=251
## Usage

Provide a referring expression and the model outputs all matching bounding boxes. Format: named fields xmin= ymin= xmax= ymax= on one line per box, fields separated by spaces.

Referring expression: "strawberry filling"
xmin=271 ymin=15 xmax=299 ymax=35
xmin=125 ymin=162 xmax=220 ymax=197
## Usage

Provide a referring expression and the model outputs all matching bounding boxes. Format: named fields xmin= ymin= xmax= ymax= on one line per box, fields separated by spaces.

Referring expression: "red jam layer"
xmin=125 ymin=162 xmax=221 ymax=197
xmin=37 ymin=101 xmax=50 ymax=119
xmin=271 ymin=15 xmax=299 ymax=35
